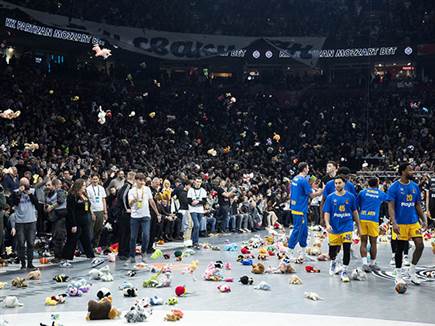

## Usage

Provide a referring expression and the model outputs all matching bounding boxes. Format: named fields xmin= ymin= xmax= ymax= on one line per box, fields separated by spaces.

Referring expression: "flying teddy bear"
xmin=251 ymin=262 xmax=265 ymax=274
xmin=92 ymin=44 xmax=112 ymax=59
xmin=0 ymin=109 xmax=21 ymax=120
xmin=86 ymin=297 xmax=120 ymax=320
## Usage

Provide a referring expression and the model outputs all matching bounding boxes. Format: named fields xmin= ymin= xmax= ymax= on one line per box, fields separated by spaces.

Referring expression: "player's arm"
xmin=425 ymin=189 xmax=431 ymax=219
xmin=388 ymin=201 xmax=400 ymax=234
xmin=415 ymin=202 xmax=427 ymax=229
xmin=324 ymin=212 xmax=331 ymax=233
xmin=352 ymin=210 xmax=361 ymax=236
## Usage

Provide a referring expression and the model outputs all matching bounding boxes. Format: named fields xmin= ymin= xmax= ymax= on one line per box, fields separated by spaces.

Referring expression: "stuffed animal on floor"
xmin=254 ymin=281 xmax=271 ymax=291
xmin=107 ymin=253 xmax=116 ymax=262
xmin=304 ymin=292 xmax=321 ymax=301
xmin=306 ymin=247 xmax=321 ymax=256
xmin=45 ymin=294 xmax=66 ymax=306
xmin=305 ymin=265 xmax=320 ymax=273
xmin=211 ymin=245 xmax=221 ymax=251
xmin=239 ymin=275 xmax=254 ymax=285
xmin=96 ymin=287 xmax=111 ymax=300
xmin=119 ymin=281 xmax=134 ymax=291
xmin=241 ymin=258 xmax=253 ymax=266
xmin=11 ymin=277 xmax=27 ymax=288
xmin=351 ymin=268 xmax=367 ymax=281
xmin=143 ymin=270 xmax=171 ymax=288
xmin=123 ymin=287 xmax=138 ymax=298
xmin=166 ymin=297 xmax=178 ymax=305
xmin=251 ymin=262 xmax=265 ymax=274
xmin=3 ymin=296 xmax=24 ymax=308
xmin=67 ymin=279 xmax=91 ymax=294
xmin=267 ymin=258 xmax=295 ymax=274
xmin=224 ymin=262 xmax=232 ymax=270
xmin=0 ymin=281 xmax=8 ymax=289
xmin=224 ymin=243 xmax=238 ymax=251
xmin=182 ymin=248 xmax=196 ymax=257
xmin=175 ymin=285 xmax=187 ymax=297
xmin=53 ymin=274 xmax=69 ymax=283
xmin=317 ymin=254 xmax=329 ymax=261
xmin=289 ymin=275 xmax=303 ymax=285
xmin=134 ymin=262 xmax=151 ymax=271
xmin=203 ymin=262 xmax=224 ymax=281
xmin=0 ymin=258 xmax=8 ymax=267
xmin=164 ymin=309 xmax=184 ymax=321
xmin=150 ymin=296 xmax=164 ymax=306
xmin=217 ymin=284 xmax=231 ymax=293
xmin=86 ymin=297 xmax=120 ymax=320
xmin=163 ymin=254 xmax=171 ymax=260
xmin=27 ymin=269 xmax=41 ymax=280
xmin=257 ymin=247 xmax=268 ymax=260
xmin=241 ymin=246 xmax=250 ymax=254
xmin=395 ymin=280 xmax=407 ymax=294
xmin=89 ymin=265 xmax=113 ymax=282
xmin=39 ymin=257 xmax=49 ymax=264
xmin=125 ymin=303 xmax=152 ymax=323
xmin=151 ymin=249 xmax=163 ymax=260
xmin=183 ymin=260 xmax=199 ymax=276
xmin=67 ymin=286 xmax=83 ymax=297
xmin=174 ymin=250 xmax=183 ymax=261
xmin=126 ymin=270 xmax=137 ymax=277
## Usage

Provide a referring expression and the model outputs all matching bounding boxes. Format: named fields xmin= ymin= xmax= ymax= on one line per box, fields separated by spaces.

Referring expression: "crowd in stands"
xmin=0 ymin=48 xmax=433 ymax=265
xmin=5 ymin=0 xmax=435 ymax=44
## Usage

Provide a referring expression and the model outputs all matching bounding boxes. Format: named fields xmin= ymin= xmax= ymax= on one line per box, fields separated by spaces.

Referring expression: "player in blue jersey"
xmin=324 ymin=175 xmax=361 ymax=282
xmin=288 ymin=162 xmax=323 ymax=259
xmin=357 ymin=177 xmax=391 ymax=272
xmin=321 ymin=166 xmax=357 ymax=224
xmin=388 ymin=163 xmax=426 ymax=285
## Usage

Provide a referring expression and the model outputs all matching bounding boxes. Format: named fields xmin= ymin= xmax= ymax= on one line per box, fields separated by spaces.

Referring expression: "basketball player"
xmin=387 ymin=163 xmax=426 ymax=285
xmin=324 ymin=175 xmax=361 ymax=282
xmin=357 ymin=177 xmax=391 ymax=272
xmin=288 ymin=162 xmax=323 ymax=259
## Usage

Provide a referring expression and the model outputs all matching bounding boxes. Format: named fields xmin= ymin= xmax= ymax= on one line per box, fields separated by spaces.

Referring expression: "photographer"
xmin=9 ymin=178 xmax=38 ymax=270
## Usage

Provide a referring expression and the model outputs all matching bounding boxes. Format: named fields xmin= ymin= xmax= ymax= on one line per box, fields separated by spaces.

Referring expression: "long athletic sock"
xmin=362 ymin=257 xmax=368 ymax=265
xmin=369 ymin=259 xmax=376 ymax=266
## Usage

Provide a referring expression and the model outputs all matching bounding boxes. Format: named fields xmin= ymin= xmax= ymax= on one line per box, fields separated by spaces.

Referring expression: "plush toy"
xmin=3 ymin=296 xmax=23 ymax=308
xmin=150 ymin=296 xmax=163 ymax=306
xmin=107 ymin=253 xmax=116 ymax=262
xmin=305 ymin=265 xmax=320 ymax=273
xmin=241 ymin=247 xmax=250 ymax=255
xmin=395 ymin=280 xmax=407 ymax=294
xmin=126 ymin=270 xmax=137 ymax=277
xmin=45 ymin=295 xmax=66 ymax=306
xmin=68 ymin=278 xmax=91 ymax=293
xmin=125 ymin=303 xmax=151 ymax=323
xmin=224 ymin=243 xmax=238 ymax=251
xmin=211 ymin=245 xmax=221 ymax=251
xmin=166 ymin=297 xmax=178 ymax=305
xmin=351 ymin=268 xmax=367 ymax=281
xmin=53 ymin=274 xmax=69 ymax=283
xmin=151 ymin=249 xmax=163 ymax=260
xmin=0 ymin=109 xmax=21 ymax=120
xmin=252 ymin=263 xmax=265 ymax=274
xmin=24 ymin=142 xmax=39 ymax=152
xmin=304 ymin=292 xmax=321 ymax=301
xmin=217 ymin=284 xmax=231 ymax=293
xmin=239 ymin=275 xmax=254 ymax=285
xmin=39 ymin=257 xmax=49 ymax=264
xmin=422 ymin=271 xmax=435 ymax=278
xmin=86 ymin=297 xmax=120 ymax=320
xmin=184 ymin=260 xmax=199 ymax=276
xmin=241 ymin=259 xmax=253 ymax=266
xmin=27 ymin=269 xmax=41 ymax=280
xmin=164 ymin=309 xmax=184 ymax=321
xmin=306 ymin=247 xmax=321 ymax=256
xmin=89 ymin=265 xmax=113 ymax=282
xmin=0 ymin=281 xmax=7 ymax=289
xmin=254 ymin=281 xmax=271 ymax=291
xmin=67 ymin=286 xmax=83 ymax=297
xmin=11 ymin=277 xmax=27 ymax=288
xmin=88 ymin=268 xmax=101 ymax=280
xmin=224 ymin=277 xmax=234 ymax=282
xmin=289 ymin=275 xmax=303 ymax=285
xmin=92 ymin=44 xmax=112 ymax=59
xmin=224 ymin=262 xmax=232 ymax=270
xmin=175 ymin=285 xmax=187 ymax=297
xmin=182 ymin=248 xmax=196 ymax=257
xmin=203 ymin=262 xmax=224 ymax=281
xmin=317 ymin=254 xmax=329 ymax=261
xmin=123 ymin=287 xmax=138 ymax=298
xmin=214 ymin=260 xmax=224 ymax=269
xmin=143 ymin=270 xmax=171 ymax=288
xmin=119 ymin=281 xmax=134 ymax=291
xmin=163 ymin=254 xmax=171 ymax=260
xmin=267 ymin=258 xmax=295 ymax=274
xmin=134 ymin=262 xmax=151 ymax=271
xmin=96 ymin=287 xmax=111 ymax=300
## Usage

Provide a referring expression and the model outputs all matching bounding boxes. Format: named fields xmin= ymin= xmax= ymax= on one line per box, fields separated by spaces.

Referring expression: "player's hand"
xmin=325 ymin=224 xmax=332 ymax=233
xmin=392 ymin=223 xmax=400 ymax=235
xmin=356 ymin=227 xmax=361 ymax=237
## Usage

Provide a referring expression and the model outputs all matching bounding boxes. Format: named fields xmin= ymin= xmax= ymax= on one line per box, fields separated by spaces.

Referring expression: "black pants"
xmin=36 ymin=203 xmax=46 ymax=235
xmin=310 ymin=206 xmax=320 ymax=225
xmin=117 ymin=212 xmax=131 ymax=258
xmin=148 ymin=215 xmax=159 ymax=252
xmin=52 ymin=217 xmax=66 ymax=259
xmin=172 ymin=216 xmax=183 ymax=238
xmin=16 ymin=222 xmax=36 ymax=264
xmin=62 ymin=221 xmax=94 ymax=260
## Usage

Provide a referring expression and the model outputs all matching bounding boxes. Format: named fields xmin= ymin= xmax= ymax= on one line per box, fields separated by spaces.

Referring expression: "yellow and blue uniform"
xmin=357 ymin=188 xmax=391 ymax=237
xmin=324 ymin=191 xmax=357 ymax=246
xmin=288 ymin=175 xmax=312 ymax=249
xmin=323 ymin=179 xmax=357 ymax=199
xmin=387 ymin=180 xmax=422 ymax=240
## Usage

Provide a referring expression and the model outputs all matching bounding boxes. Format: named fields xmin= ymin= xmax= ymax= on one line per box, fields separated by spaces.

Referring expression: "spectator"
xmin=86 ymin=174 xmax=108 ymax=249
